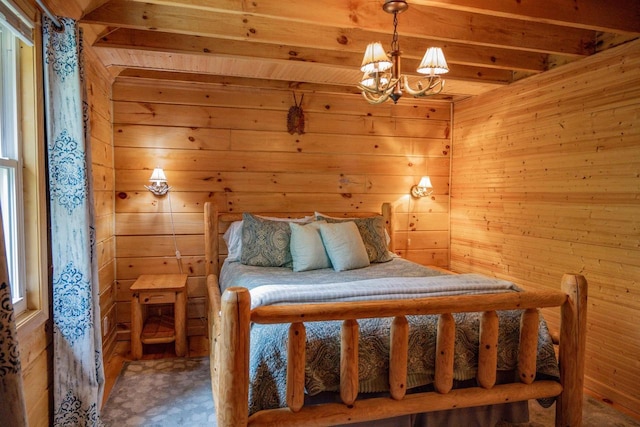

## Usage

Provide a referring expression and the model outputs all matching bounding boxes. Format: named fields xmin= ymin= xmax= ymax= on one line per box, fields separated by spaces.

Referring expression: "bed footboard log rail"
xmin=518 ymin=308 xmax=540 ymax=384
xmin=557 ymin=273 xmax=588 ymax=427
xmin=250 ymin=291 xmax=568 ymax=324
xmin=340 ymin=319 xmax=360 ymax=405
xmin=219 ymin=287 xmax=251 ymax=427
xmin=287 ymin=323 xmax=306 ymax=412
xmin=478 ymin=310 xmax=498 ymax=388
xmin=248 ymin=381 xmax=564 ymax=427
xmin=389 ymin=316 xmax=409 ymax=400
xmin=434 ymin=313 xmax=455 ymax=394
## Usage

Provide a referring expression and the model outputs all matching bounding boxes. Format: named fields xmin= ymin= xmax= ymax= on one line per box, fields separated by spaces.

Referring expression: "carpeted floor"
xmin=101 ymin=357 xmax=640 ymax=427
xmin=101 ymin=357 xmax=215 ymax=426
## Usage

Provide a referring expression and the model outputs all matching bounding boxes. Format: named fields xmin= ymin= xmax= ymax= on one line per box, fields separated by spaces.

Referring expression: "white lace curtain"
xmin=43 ymin=16 xmax=105 ymax=426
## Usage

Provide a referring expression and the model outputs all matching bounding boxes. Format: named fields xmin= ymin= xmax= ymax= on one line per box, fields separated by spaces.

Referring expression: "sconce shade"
xmin=417 ymin=176 xmax=433 ymax=189
xmin=416 ymin=47 xmax=449 ymax=75
xmin=360 ymin=42 xmax=393 ymax=74
xmin=149 ymin=167 xmax=168 ymax=183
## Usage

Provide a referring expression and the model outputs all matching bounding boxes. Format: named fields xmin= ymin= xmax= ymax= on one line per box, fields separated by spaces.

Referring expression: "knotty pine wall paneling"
xmin=85 ymin=46 xmax=117 ymax=361
xmin=113 ymin=78 xmax=452 ymax=341
xmin=451 ymin=39 xmax=640 ymax=415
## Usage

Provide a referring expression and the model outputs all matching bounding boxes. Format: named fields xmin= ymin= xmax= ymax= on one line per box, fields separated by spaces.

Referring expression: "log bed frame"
xmin=204 ymin=202 xmax=587 ymax=427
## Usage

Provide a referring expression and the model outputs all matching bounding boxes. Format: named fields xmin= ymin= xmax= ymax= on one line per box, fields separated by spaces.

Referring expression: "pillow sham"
xmin=223 ymin=215 xmax=314 ymax=263
xmin=223 ymin=220 xmax=244 ymax=262
xmin=240 ymin=213 xmax=293 ymax=267
xmin=315 ymin=213 xmax=392 ymax=264
xmin=289 ymin=221 xmax=331 ymax=272
xmin=318 ymin=221 xmax=370 ymax=272
xmin=258 ymin=214 xmax=315 ymax=223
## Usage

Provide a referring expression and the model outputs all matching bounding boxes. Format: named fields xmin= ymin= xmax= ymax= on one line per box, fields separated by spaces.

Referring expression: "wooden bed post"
xmin=556 ymin=273 xmax=588 ymax=427
xmin=207 ymin=274 xmax=222 ymax=413
xmin=381 ymin=202 xmax=394 ymax=253
xmin=218 ymin=287 xmax=251 ymax=427
xmin=205 ymin=201 xmax=221 ymax=402
xmin=204 ymin=202 xmax=219 ymax=277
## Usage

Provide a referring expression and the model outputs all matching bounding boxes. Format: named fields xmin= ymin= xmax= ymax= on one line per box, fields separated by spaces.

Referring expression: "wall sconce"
xmin=410 ymin=176 xmax=433 ymax=198
xmin=145 ymin=167 xmax=170 ymax=196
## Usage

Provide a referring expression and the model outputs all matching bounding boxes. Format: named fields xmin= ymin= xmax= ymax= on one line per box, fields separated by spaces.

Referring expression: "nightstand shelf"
xmin=130 ymin=274 xmax=188 ymax=359
xmin=141 ymin=314 xmax=176 ymax=344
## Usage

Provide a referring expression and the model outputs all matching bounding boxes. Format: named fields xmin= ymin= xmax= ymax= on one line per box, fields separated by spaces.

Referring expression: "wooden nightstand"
xmin=130 ymin=274 xmax=188 ymax=359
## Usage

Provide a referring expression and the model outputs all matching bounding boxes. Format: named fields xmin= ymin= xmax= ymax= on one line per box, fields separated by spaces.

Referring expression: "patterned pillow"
xmin=240 ymin=213 xmax=293 ymax=267
xmin=315 ymin=214 xmax=392 ymax=263
xmin=224 ymin=215 xmax=313 ymax=263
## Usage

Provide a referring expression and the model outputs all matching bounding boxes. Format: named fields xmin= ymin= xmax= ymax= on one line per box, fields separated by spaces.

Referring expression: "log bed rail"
xmin=204 ymin=202 xmax=587 ymax=427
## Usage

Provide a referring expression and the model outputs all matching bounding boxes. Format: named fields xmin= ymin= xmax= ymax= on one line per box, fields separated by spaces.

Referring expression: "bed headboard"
xmin=204 ymin=201 xmax=394 ymax=276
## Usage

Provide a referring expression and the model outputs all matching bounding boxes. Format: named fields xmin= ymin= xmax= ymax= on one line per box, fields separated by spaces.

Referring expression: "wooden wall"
xmin=112 ymin=77 xmax=452 ymax=340
xmin=451 ymin=39 xmax=640 ymax=415
xmin=88 ymin=49 xmax=117 ymax=359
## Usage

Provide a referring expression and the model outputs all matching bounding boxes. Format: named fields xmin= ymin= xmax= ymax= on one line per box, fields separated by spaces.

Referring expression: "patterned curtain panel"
xmin=0 ymin=204 xmax=27 ymax=427
xmin=43 ymin=16 xmax=105 ymax=426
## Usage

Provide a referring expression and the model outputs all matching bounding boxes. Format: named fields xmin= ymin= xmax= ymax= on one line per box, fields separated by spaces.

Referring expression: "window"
xmin=0 ymin=20 xmax=27 ymax=314
xmin=0 ymin=1 xmax=46 ymax=329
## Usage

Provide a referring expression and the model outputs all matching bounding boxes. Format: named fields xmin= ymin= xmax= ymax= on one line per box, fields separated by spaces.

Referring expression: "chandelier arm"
xmin=358 ymin=76 xmax=401 ymax=95
xmin=403 ymin=75 xmax=445 ymax=97
xmin=362 ymin=91 xmax=391 ymax=105
xmin=359 ymin=83 xmax=386 ymax=95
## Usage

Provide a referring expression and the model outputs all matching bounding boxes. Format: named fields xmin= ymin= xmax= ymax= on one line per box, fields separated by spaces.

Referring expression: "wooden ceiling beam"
xmin=95 ymin=28 xmax=548 ymax=74
xmin=114 ymin=69 xmax=464 ymax=102
xmin=92 ymin=46 xmax=505 ymax=97
xmin=124 ymin=0 xmax=639 ymax=36
xmin=94 ymin=29 xmax=515 ymax=84
xmin=410 ymin=0 xmax=640 ymax=34
xmin=82 ymin=0 xmax=595 ymax=56
xmin=115 ymin=69 xmax=365 ymax=95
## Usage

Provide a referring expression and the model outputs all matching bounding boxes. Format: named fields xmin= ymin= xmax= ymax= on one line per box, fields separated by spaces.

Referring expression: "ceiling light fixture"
xmin=358 ymin=0 xmax=449 ymax=104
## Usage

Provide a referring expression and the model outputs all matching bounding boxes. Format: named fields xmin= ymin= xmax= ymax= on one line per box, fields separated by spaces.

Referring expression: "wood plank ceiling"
xmin=80 ymin=0 xmax=640 ymax=101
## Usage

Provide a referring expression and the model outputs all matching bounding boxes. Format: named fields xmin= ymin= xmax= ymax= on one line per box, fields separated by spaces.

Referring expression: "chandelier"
xmin=358 ymin=0 xmax=449 ymax=104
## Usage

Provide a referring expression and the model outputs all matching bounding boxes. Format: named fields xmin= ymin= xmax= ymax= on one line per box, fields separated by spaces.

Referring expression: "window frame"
xmin=0 ymin=1 xmax=49 ymax=335
xmin=0 ymin=22 xmax=28 ymax=314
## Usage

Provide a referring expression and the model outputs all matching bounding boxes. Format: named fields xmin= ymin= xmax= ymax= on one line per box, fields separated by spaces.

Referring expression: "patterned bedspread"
xmin=219 ymin=259 xmax=560 ymax=415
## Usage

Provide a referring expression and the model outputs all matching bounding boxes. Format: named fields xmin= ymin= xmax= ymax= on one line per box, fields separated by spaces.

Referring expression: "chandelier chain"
xmin=391 ymin=12 xmax=400 ymax=52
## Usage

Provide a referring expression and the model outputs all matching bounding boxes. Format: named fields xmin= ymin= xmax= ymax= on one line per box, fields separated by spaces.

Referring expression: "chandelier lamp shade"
xmin=358 ymin=0 xmax=449 ymax=104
